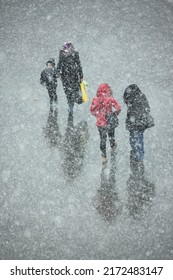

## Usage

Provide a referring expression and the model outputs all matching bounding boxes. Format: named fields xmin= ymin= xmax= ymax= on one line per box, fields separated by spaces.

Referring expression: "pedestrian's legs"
xmin=98 ymin=127 xmax=107 ymax=158
xmin=53 ymin=87 xmax=58 ymax=104
xmin=67 ymin=94 xmax=75 ymax=113
xmin=130 ymin=154 xmax=145 ymax=178
xmin=64 ymin=87 xmax=75 ymax=113
xmin=48 ymin=90 xmax=53 ymax=105
xmin=48 ymin=85 xmax=57 ymax=106
xmin=108 ymin=128 xmax=116 ymax=148
xmin=129 ymin=131 xmax=144 ymax=161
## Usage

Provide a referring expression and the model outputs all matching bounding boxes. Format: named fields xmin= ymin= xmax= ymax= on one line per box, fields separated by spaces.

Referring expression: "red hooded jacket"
xmin=90 ymin=83 xmax=121 ymax=127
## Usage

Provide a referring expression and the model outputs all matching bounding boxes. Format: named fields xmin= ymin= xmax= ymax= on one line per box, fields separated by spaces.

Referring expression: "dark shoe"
xmin=111 ymin=142 xmax=117 ymax=151
xmin=130 ymin=158 xmax=144 ymax=179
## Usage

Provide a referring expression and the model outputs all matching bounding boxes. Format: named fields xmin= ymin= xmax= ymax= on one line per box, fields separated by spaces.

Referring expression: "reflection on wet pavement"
xmin=127 ymin=153 xmax=156 ymax=219
xmin=93 ymin=151 xmax=122 ymax=222
xmin=44 ymin=108 xmax=89 ymax=179
xmin=43 ymin=106 xmax=62 ymax=148
xmin=62 ymin=113 xmax=89 ymax=179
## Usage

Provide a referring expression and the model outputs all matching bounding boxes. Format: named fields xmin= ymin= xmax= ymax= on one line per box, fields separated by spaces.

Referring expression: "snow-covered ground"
xmin=0 ymin=0 xmax=173 ymax=259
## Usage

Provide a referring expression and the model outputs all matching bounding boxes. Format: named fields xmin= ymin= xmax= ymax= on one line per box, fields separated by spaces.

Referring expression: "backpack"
xmin=106 ymin=112 xmax=119 ymax=129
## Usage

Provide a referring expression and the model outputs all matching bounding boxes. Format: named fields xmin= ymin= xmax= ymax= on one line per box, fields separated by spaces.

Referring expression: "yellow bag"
xmin=80 ymin=80 xmax=88 ymax=103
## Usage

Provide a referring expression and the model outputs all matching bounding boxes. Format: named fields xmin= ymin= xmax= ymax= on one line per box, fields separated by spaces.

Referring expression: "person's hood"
xmin=123 ymin=84 xmax=141 ymax=104
xmin=97 ymin=83 xmax=111 ymax=99
xmin=46 ymin=58 xmax=55 ymax=66
xmin=63 ymin=42 xmax=75 ymax=55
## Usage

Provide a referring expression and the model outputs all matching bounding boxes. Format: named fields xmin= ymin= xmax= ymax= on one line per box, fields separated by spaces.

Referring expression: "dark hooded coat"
xmin=123 ymin=84 xmax=152 ymax=132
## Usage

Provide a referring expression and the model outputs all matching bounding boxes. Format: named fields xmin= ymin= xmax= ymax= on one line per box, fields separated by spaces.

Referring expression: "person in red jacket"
xmin=90 ymin=83 xmax=121 ymax=163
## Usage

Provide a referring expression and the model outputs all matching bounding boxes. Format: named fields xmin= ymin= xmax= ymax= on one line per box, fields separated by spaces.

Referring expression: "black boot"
xmin=130 ymin=152 xmax=144 ymax=179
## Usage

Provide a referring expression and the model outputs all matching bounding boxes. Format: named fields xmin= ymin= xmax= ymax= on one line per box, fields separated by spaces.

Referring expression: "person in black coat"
xmin=40 ymin=58 xmax=58 ymax=106
xmin=56 ymin=42 xmax=84 ymax=114
xmin=123 ymin=84 xmax=154 ymax=162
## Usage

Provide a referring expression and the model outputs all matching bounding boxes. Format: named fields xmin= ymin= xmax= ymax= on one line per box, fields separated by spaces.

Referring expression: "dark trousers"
xmin=129 ymin=131 xmax=144 ymax=161
xmin=98 ymin=126 xmax=115 ymax=158
xmin=47 ymin=84 xmax=57 ymax=105
xmin=63 ymin=86 xmax=83 ymax=111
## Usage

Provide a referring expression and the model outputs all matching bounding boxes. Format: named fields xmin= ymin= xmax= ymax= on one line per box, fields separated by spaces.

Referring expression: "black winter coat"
xmin=123 ymin=84 xmax=151 ymax=132
xmin=56 ymin=50 xmax=83 ymax=90
xmin=40 ymin=67 xmax=57 ymax=89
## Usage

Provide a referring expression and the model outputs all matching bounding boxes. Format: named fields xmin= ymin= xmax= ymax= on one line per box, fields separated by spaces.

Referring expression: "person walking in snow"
xmin=56 ymin=42 xmax=84 ymax=114
xmin=40 ymin=58 xmax=58 ymax=106
xmin=123 ymin=84 xmax=154 ymax=169
xmin=90 ymin=83 xmax=121 ymax=163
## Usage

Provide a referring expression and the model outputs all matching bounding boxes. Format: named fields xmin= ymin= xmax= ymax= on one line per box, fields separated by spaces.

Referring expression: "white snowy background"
xmin=0 ymin=0 xmax=173 ymax=259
